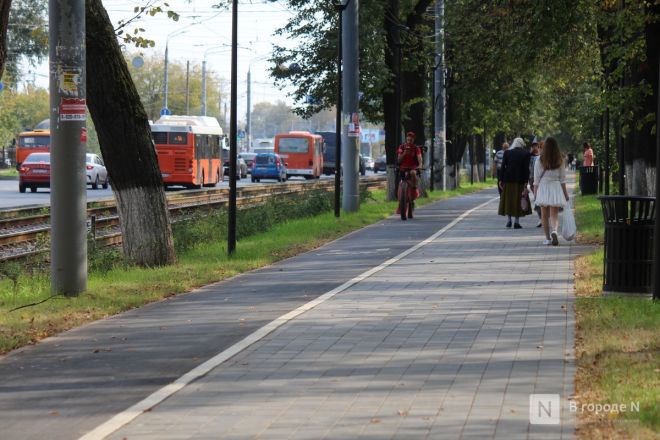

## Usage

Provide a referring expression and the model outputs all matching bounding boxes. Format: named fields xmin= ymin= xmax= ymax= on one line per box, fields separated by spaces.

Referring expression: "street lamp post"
xmin=163 ymin=26 xmax=194 ymax=114
xmin=201 ymin=45 xmax=232 ymax=116
xmin=228 ymin=0 xmax=238 ymax=255
xmin=332 ymin=0 xmax=350 ymax=217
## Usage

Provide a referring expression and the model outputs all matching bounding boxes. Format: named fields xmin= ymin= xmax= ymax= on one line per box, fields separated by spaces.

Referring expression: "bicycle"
xmin=397 ymin=168 xmax=420 ymax=221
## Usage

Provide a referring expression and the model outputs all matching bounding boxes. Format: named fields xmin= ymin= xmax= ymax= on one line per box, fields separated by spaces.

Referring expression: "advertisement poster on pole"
xmin=348 ymin=112 xmax=360 ymax=137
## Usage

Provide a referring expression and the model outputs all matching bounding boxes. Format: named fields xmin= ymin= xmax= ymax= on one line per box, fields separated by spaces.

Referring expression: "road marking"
xmin=78 ymin=195 xmax=497 ymax=440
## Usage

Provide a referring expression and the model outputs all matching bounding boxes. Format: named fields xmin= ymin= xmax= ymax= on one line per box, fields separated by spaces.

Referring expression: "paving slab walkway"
xmin=101 ymin=190 xmax=580 ymax=440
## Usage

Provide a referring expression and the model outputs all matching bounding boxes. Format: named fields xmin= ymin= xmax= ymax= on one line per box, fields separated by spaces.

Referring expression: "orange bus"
xmin=151 ymin=116 xmax=224 ymax=189
xmin=274 ymin=131 xmax=324 ymax=179
xmin=16 ymin=119 xmax=50 ymax=169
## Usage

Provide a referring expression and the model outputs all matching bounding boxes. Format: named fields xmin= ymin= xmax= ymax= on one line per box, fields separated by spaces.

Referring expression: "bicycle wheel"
xmin=399 ymin=180 xmax=408 ymax=221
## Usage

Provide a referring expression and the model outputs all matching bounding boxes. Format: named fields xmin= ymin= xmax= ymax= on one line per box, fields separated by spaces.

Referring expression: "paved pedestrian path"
xmin=101 ymin=193 xmax=579 ymax=440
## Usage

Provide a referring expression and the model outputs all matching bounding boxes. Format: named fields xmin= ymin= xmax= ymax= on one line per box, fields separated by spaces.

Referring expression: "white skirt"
xmin=535 ymin=181 xmax=565 ymax=207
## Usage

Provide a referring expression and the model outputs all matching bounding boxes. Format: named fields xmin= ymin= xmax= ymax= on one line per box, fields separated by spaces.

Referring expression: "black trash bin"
xmin=580 ymin=166 xmax=598 ymax=195
xmin=599 ymin=196 xmax=656 ymax=294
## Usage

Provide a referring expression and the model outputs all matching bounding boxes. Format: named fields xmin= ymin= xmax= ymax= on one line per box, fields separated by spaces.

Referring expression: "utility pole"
xmin=342 ymin=0 xmax=359 ymax=212
xmin=185 ymin=60 xmax=190 ymax=115
xmin=201 ymin=59 xmax=207 ymax=116
xmin=604 ymin=106 xmax=610 ymax=194
xmin=228 ymin=0 xmax=238 ymax=255
xmin=247 ymin=68 xmax=251 ymax=151
xmin=49 ymin=0 xmax=87 ymax=295
xmin=434 ymin=0 xmax=446 ymax=191
xmin=653 ymin=51 xmax=659 ymax=301
xmin=333 ymin=1 xmax=345 ymax=217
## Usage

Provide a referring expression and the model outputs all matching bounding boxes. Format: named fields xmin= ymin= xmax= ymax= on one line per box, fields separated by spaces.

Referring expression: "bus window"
xmin=18 ymin=136 xmax=50 ymax=148
xmin=278 ymin=137 xmax=309 ymax=153
xmin=170 ymin=132 xmax=188 ymax=145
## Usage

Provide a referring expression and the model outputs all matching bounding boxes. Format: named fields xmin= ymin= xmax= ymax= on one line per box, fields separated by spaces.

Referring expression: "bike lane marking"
xmin=79 ymin=195 xmax=499 ymax=440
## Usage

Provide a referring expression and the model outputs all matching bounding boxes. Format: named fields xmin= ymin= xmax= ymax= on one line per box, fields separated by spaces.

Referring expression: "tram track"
xmin=0 ymin=177 xmax=386 ymax=263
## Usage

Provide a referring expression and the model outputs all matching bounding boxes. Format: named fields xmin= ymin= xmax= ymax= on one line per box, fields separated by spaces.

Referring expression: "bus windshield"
xmin=18 ymin=136 xmax=50 ymax=147
xmin=278 ymin=137 xmax=309 ymax=153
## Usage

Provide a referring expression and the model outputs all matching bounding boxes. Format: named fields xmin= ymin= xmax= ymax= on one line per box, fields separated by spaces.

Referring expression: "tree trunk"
xmin=86 ymin=0 xmax=175 ymax=266
xmin=475 ymin=133 xmax=485 ymax=182
xmin=0 ymin=0 xmax=10 ymax=78
xmin=383 ymin=0 xmax=400 ymax=201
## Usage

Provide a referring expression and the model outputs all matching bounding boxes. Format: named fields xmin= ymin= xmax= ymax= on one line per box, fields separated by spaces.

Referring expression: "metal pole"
xmin=653 ymin=50 xmax=660 ymax=301
xmin=185 ymin=60 xmax=190 ymax=115
xmin=228 ymin=0 xmax=238 ymax=255
xmin=334 ymin=3 xmax=343 ymax=217
xmin=49 ymin=0 xmax=87 ymax=296
xmin=605 ymin=106 xmax=610 ymax=195
xmin=434 ymin=0 xmax=446 ymax=191
xmin=342 ymin=0 xmax=359 ymax=212
xmin=469 ymin=138 xmax=474 ymax=185
xmin=247 ymin=68 xmax=251 ymax=151
xmin=429 ymin=70 xmax=435 ymax=191
xmin=483 ymin=126 xmax=487 ymax=181
xmin=163 ymin=41 xmax=169 ymax=111
xmin=201 ymin=59 xmax=207 ymax=116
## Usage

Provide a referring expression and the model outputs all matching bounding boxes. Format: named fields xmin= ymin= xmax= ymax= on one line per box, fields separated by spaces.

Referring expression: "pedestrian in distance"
xmin=529 ymin=138 xmax=543 ymax=227
xmin=582 ymin=142 xmax=594 ymax=166
xmin=498 ymin=137 xmax=532 ymax=228
xmin=493 ymin=141 xmax=509 ymax=195
xmin=533 ymin=137 xmax=570 ymax=246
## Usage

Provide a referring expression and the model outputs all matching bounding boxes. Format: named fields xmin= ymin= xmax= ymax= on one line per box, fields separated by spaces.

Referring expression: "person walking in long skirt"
xmin=498 ymin=137 xmax=532 ymax=228
xmin=533 ymin=137 xmax=570 ymax=246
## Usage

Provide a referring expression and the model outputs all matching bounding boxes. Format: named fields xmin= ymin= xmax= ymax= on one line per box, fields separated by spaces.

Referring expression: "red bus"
xmin=16 ymin=119 xmax=50 ymax=169
xmin=274 ymin=131 xmax=324 ymax=179
xmin=151 ymin=116 xmax=225 ymax=189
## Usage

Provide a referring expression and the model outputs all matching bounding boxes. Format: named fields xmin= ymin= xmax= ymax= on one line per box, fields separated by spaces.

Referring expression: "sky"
xmin=30 ymin=0 xmax=298 ymax=121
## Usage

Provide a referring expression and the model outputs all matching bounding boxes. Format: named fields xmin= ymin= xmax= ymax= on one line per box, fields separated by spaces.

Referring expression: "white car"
xmin=363 ymin=156 xmax=375 ymax=170
xmin=86 ymin=153 xmax=109 ymax=189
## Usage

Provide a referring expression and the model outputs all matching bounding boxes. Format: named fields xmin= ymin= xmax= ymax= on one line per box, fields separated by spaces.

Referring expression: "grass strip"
xmin=0 ymin=181 xmax=493 ymax=354
xmin=0 ymin=168 xmax=18 ymax=180
xmin=573 ymin=193 xmax=659 ymax=439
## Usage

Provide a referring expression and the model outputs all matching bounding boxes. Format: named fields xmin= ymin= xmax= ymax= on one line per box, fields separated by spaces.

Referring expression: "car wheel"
xmin=92 ymin=175 xmax=99 ymax=190
xmin=102 ymin=177 xmax=109 ymax=189
xmin=30 ymin=186 xmax=37 ymax=193
xmin=19 ymin=183 xmax=26 ymax=193
xmin=251 ymin=176 xmax=256 ymax=183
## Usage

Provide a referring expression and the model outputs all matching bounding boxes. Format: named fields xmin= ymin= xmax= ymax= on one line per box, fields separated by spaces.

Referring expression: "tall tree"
xmin=0 ymin=0 xmax=10 ymax=79
xmin=2 ymin=0 xmax=48 ymax=85
xmin=86 ymin=0 xmax=175 ymax=266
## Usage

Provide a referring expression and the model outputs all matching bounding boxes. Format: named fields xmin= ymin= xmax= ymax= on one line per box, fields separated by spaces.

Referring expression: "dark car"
xmin=359 ymin=154 xmax=366 ymax=176
xmin=373 ymin=154 xmax=387 ymax=173
xmin=251 ymin=153 xmax=287 ymax=182
xmin=19 ymin=152 xmax=51 ymax=193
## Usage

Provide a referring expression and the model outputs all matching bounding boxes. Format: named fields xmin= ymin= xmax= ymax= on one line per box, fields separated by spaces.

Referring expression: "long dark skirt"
xmin=498 ymin=182 xmax=532 ymax=217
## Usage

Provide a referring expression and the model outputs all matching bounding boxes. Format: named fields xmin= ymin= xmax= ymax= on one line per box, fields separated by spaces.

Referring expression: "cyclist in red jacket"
xmin=397 ymin=131 xmax=422 ymax=190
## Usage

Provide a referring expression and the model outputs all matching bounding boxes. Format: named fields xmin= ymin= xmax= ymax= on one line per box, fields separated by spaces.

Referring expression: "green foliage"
xmin=0 ymin=85 xmax=48 ymax=148
xmin=114 ymin=1 xmax=180 ymax=49
xmin=3 ymin=0 xmax=48 ymax=85
xmin=172 ymin=189 xmax=334 ymax=253
xmin=0 ymin=261 xmax=23 ymax=294
xmin=271 ymin=1 xmax=389 ymax=121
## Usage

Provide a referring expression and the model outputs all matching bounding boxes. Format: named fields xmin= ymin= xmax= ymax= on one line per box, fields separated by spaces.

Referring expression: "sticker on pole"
xmin=60 ymin=98 xmax=87 ymax=122
xmin=348 ymin=112 xmax=360 ymax=137
xmin=80 ymin=127 xmax=87 ymax=142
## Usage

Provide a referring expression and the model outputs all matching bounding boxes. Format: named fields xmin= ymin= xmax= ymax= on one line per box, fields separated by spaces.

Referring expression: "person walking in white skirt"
xmin=533 ymin=137 xmax=570 ymax=246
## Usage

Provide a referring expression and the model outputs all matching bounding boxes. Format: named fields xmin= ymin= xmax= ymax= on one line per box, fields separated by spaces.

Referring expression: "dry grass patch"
xmin=573 ymin=193 xmax=659 ymax=439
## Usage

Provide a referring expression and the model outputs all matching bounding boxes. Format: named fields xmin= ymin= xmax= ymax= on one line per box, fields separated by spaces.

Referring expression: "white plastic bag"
xmin=561 ymin=201 xmax=576 ymax=241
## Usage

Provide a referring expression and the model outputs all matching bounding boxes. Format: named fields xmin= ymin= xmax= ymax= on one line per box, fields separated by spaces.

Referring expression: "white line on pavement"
xmin=78 ymin=195 xmax=498 ymax=440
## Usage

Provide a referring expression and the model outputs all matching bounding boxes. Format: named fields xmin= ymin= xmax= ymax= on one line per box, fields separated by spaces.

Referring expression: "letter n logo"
xmin=529 ymin=394 xmax=561 ymax=425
